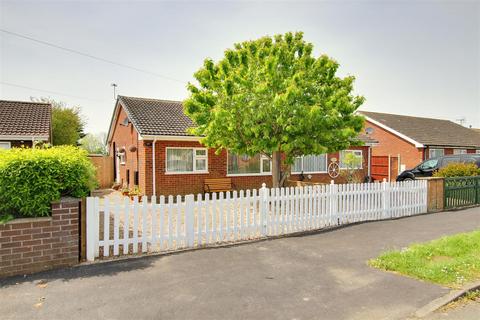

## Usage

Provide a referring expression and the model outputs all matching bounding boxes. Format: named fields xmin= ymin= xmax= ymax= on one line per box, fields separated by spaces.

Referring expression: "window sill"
xmin=226 ymin=173 xmax=272 ymax=177
xmin=291 ymin=171 xmax=328 ymax=175
xmin=165 ymin=171 xmax=209 ymax=175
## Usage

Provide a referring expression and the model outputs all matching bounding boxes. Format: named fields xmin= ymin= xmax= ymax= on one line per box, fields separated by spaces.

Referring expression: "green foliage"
xmin=433 ymin=163 xmax=480 ymax=178
xmin=0 ymin=146 xmax=97 ymax=218
xmin=340 ymin=152 xmax=363 ymax=183
xmin=31 ymin=97 xmax=86 ymax=146
xmin=184 ymin=32 xmax=365 ymax=185
xmin=79 ymin=133 xmax=108 ymax=155
xmin=369 ymin=230 xmax=480 ymax=288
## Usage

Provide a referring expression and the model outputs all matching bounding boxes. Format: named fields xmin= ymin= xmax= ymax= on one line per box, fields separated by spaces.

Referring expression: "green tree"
xmin=31 ymin=97 xmax=85 ymax=146
xmin=79 ymin=132 xmax=107 ymax=155
xmin=184 ymin=32 xmax=365 ymax=187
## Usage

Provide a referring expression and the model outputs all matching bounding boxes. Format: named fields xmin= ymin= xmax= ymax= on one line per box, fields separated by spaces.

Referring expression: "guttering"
xmin=140 ymin=135 xmax=201 ymax=142
xmin=0 ymin=135 xmax=48 ymax=141
xmin=363 ymin=115 xmax=424 ymax=148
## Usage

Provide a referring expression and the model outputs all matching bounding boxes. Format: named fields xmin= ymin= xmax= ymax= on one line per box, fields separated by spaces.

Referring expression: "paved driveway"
xmin=1 ymin=207 xmax=479 ymax=320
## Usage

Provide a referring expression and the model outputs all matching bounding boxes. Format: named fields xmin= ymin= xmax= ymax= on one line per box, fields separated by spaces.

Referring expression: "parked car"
xmin=396 ymin=154 xmax=480 ymax=181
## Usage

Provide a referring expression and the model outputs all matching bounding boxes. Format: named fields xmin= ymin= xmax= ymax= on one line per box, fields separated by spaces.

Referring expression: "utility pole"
xmin=111 ymin=83 xmax=118 ymax=100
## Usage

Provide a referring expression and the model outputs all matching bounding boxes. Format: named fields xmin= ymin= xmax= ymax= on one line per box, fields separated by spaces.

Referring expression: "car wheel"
xmin=403 ymin=177 xmax=414 ymax=181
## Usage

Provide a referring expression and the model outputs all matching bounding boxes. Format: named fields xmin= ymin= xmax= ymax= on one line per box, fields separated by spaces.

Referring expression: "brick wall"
xmin=109 ymin=106 xmax=141 ymax=190
xmin=365 ymin=120 xmax=424 ymax=170
xmin=0 ymin=198 xmax=79 ymax=278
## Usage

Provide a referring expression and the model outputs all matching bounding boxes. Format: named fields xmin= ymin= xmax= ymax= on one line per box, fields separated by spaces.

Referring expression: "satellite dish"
xmin=365 ymin=127 xmax=374 ymax=135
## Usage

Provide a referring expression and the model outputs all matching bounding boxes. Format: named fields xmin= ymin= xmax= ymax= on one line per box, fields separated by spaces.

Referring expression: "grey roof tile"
xmin=361 ymin=111 xmax=480 ymax=148
xmin=0 ymin=100 xmax=51 ymax=137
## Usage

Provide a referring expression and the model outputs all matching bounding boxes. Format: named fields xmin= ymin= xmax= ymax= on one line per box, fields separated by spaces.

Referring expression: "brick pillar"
xmin=0 ymin=198 xmax=80 ymax=278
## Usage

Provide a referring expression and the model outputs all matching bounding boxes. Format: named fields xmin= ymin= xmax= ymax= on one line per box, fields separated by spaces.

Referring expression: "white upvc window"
xmin=117 ymin=149 xmax=126 ymax=165
xmin=339 ymin=150 xmax=363 ymax=169
xmin=292 ymin=154 xmax=327 ymax=173
xmin=428 ymin=148 xmax=444 ymax=159
xmin=227 ymin=152 xmax=271 ymax=176
xmin=476 ymin=150 xmax=480 ymax=154
xmin=0 ymin=142 xmax=11 ymax=150
xmin=453 ymin=149 xmax=467 ymax=155
xmin=166 ymin=147 xmax=208 ymax=174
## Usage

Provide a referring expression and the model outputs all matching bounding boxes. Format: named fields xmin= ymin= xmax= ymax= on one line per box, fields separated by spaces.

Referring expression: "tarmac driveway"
xmin=1 ymin=206 xmax=479 ymax=320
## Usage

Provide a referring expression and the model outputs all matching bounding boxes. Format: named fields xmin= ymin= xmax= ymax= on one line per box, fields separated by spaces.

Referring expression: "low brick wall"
xmin=0 ymin=198 xmax=80 ymax=278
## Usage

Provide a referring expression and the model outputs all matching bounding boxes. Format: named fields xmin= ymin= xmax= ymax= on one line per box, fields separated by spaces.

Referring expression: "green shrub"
xmin=0 ymin=146 xmax=97 ymax=218
xmin=433 ymin=162 xmax=480 ymax=178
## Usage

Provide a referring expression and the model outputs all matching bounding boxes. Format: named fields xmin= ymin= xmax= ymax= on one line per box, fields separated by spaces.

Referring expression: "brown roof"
xmin=361 ymin=111 xmax=480 ymax=148
xmin=118 ymin=96 xmax=195 ymax=136
xmin=117 ymin=96 xmax=377 ymax=145
xmin=0 ymin=100 xmax=51 ymax=138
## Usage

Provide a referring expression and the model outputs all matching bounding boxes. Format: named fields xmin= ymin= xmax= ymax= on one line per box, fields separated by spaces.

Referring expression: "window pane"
xmin=429 ymin=149 xmax=444 ymax=159
xmin=292 ymin=157 xmax=302 ymax=173
xmin=303 ymin=155 xmax=326 ymax=172
xmin=262 ymin=158 xmax=271 ymax=173
xmin=167 ymin=149 xmax=193 ymax=172
xmin=228 ymin=153 xmax=261 ymax=174
xmin=195 ymin=149 xmax=206 ymax=156
xmin=195 ymin=159 xmax=206 ymax=171
xmin=0 ymin=142 xmax=10 ymax=150
xmin=340 ymin=150 xmax=362 ymax=169
xmin=453 ymin=149 xmax=467 ymax=155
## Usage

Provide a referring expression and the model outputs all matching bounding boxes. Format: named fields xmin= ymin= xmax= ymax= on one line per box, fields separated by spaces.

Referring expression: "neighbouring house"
xmin=0 ymin=99 xmax=52 ymax=149
xmin=107 ymin=96 xmax=377 ymax=196
xmin=359 ymin=111 xmax=480 ymax=170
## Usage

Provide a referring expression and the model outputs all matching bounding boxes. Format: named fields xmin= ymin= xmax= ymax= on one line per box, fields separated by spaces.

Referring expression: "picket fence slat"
xmin=87 ymin=179 xmax=428 ymax=261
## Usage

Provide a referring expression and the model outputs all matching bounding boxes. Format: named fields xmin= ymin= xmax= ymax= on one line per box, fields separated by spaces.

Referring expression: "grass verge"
xmin=369 ymin=230 xmax=480 ymax=288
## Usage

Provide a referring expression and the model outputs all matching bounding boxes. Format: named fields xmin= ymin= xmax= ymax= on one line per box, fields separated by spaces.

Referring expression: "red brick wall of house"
xmin=289 ymin=146 xmax=370 ymax=184
xmin=138 ymin=141 xmax=371 ymax=196
xmin=109 ymin=107 xmax=141 ymax=190
xmin=365 ymin=120 xmax=424 ymax=170
xmin=141 ymin=140 xmax=273 ymax=196
xmin=0 ymin=199 xmax=79 ymax=278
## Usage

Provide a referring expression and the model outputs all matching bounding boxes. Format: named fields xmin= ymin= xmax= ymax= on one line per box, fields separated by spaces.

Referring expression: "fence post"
xmin=185 ymin=194 xmax=195 ymax=247
xmin=86 ymin=197 xmax=95 ymax=262
xmin=382 ymin=178 xmax=389 ymax=219
xmin=260 ymin=183 xmax=269 ymax=236
xmin=329 ymin=180 xmax=338 ymax=225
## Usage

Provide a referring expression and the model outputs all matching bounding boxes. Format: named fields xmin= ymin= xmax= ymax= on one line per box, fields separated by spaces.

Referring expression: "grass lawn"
xmin=369 ymin=230 xmax=480 ymax=288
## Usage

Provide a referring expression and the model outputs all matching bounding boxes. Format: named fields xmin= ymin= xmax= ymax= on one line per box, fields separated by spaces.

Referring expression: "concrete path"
xmin=422 ymin=300 xmax=480 ymax=320
xmin=1 ymin=207 xmax=479 ymax=320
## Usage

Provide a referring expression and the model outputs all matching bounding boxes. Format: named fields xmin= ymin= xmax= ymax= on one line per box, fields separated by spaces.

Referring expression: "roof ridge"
xmin=0 ymin=99 xmax=51 ymax=105
xmin=360 ymin=110 xmax=453 ymax=123
xmin=118 ymin=95 xmax=183 ymax=104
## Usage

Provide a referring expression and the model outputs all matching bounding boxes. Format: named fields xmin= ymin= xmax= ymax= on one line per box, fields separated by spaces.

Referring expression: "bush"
xmin=433 ymin=162 xmax=480 ymax=178
xmin=0 ymin=146 xmax=97 ymax=218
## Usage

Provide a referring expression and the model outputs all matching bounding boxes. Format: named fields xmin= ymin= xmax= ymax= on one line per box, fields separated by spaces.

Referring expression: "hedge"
xmin=433 ymin=162 xmax=480 ymax=178
xmin=0 ymin=146 xmax=97 ymax=218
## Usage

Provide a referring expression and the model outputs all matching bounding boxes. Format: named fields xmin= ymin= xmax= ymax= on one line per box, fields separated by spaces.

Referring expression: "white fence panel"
xmin=86 ymin=179 xmax=428 ymax=261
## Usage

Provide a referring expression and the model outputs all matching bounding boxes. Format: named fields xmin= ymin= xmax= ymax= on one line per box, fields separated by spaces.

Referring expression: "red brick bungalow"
xmin=0 ymin=99 xmax=52 ymax=149
xmin=107 ymin=96 xmax=377 ymax=196
xmin=360 ymin=111 xmax=480 ymax=170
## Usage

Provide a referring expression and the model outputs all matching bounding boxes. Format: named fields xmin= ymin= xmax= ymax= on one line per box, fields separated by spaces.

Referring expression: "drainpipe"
xmin=367 ymin=146 xmax=371 ymax=178
xmin=152 ymin=138 xmax=157 ymax=196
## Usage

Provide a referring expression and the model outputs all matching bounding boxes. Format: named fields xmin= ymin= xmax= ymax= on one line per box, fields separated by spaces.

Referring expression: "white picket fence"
xmin=86 ymin=179 xmax=427 ymax=261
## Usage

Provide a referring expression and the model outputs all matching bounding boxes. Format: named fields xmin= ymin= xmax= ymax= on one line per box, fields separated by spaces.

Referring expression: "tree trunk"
xmin=272 ymin=151 xmax=282 ymax=188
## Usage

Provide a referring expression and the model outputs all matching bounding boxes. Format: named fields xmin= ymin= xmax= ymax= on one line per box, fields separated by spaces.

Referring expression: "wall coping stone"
xmin=3 ymin=217 xmax=52 ymax=225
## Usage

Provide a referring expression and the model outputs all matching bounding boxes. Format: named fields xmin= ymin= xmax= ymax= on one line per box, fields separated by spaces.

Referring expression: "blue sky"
xmin=1 ymin=0 xmax=479 ymax=133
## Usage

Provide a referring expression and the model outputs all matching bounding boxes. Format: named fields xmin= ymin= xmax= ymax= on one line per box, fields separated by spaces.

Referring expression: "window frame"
xmin=117 ymin=149 xmax=126 ymax=165
xmin=476 ymin=150 xmax=480 ymax=154
xmin=226 ymin=152 xmax=272 ymax=177
xmin=428 ymin=148 xmax=444 ymax=159
xmin=291 ymin=154 xmax=328 ymax=174
xmin=453 ymin=149 xmax=467 ymax=155
xmin=339 ymin=150 xmax=363 ymax=170
xmin=165 ymin=147 xmax=209 ymax=175
xmin=0 ymin=142 xmax=11 ymax=150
